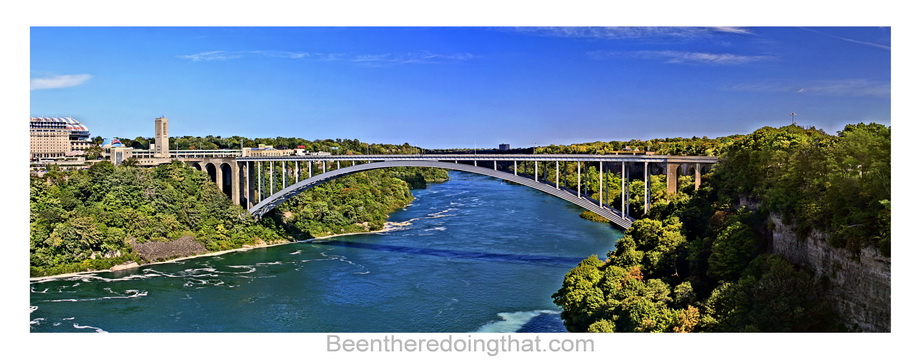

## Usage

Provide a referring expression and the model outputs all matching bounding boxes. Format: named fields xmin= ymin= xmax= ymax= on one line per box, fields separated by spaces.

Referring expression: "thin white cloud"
xmin=250 ymin=51 xmax=311 ymax=59
xmin=831 ymin=35 xmax=891 ymax=50
xmin=725 ymin=79 xmax=890 ymax=98
xmin=800 ymin=28 xmax=890 ymax=50
xmin=713 ymin=27 xmax=754 ymax=35
xmin=177 ymin=50 xmax=477 ymax=65
xmin=177 ymin=51 xmax=244 ymax=61
xmin=30 ymin=74 xmax=92 ymax=90
xmin=352 ymin=51 xmax=477 ymax=65
xmin=512 ymin=26 xmax=753 ymax=40
xmin=591 ymin=50 xmax=772 ymax=65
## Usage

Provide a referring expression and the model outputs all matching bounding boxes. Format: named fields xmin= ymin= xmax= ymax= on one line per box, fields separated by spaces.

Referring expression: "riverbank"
xmin=30 ymin=170 xmax=623 ymax=333
xmin=29 ymin=221 xmax=406 ymax=282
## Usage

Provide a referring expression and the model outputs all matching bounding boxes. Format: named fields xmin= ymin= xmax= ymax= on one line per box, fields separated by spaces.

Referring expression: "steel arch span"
xmin=247 ymin=160 xmax=635 ymax=229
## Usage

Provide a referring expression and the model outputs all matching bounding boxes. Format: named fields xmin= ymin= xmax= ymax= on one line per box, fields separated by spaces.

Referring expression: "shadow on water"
xmin=315 ymin=240 xmax=587 ymax=267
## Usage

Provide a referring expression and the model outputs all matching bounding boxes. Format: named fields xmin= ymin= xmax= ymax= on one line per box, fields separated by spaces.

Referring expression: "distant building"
xmin=29 ymin=116 xmax=93 ymax=159
xmin=242 ymin=144 xmax=292 ymax=157
xmin=153 ymin=116 xmax=169 ymax=158
xmin=108 ymin=147 xmax=135 ymax=165
xmin=499 ymin=143 xmax=511 ymax=151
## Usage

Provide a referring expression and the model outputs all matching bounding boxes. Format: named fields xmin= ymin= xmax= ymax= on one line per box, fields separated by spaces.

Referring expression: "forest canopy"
xmin=553 ymin=123 xmax=890 ymax=332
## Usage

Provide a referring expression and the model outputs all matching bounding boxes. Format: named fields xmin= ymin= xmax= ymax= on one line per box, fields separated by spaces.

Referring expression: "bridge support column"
xmin=246 ymin=162 xmax=255 ymax=209
xmin=555 ymin=161 xmax=559 ymax=189
xmin=666 ymin=163 xmax=680 ymax=194
xmin=695 ymin=163 xmax=701 ymax=190
xmin=257 ymin=161 xmax=262 ymax=202
xmin=644 ymin=161 xmax=649 ymax=214
xmin=599 ymin=161 xmax=604 ymax=209
xmin=534 ymin=161 xmax=538 ymax=182
xmin=282 ymin=161 xmax=287 ymax=189
xmin=621 ymin=162 xmax=626 ymax=219
xmin=309 ymin=161 xmax=312 ymax=178
xmin=215 ymin=161 xmax=224 ymax=195
xmin=494 ymin=161 xmax=497 ymax=171
xmin=240 ymin=161 xmax=247 ymax=208
xmin=577 ymin=161 xmax=581 ymax=198
xmin=270 ymin=162 xmax=275 ymax=195
xmin=295 ymin=162 xmax=299 ymax=183
xmin=230 ymin=161 xmax=240 ymax=207
xmin=514 ymin=161 xmax=517 ymax=176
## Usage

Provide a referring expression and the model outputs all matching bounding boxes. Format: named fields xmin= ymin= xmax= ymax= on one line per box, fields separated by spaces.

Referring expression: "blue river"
xmin=29 ymin=171 xmax=623 ymax=332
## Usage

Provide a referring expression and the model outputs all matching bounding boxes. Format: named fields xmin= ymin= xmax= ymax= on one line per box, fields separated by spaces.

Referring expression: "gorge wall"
xmin=768 ymin=214 xmax=891 ymax=332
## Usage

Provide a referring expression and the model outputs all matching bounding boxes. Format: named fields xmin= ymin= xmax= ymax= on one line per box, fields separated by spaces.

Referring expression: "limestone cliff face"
xmin=768 ymin=213 xmax=891 ymax=332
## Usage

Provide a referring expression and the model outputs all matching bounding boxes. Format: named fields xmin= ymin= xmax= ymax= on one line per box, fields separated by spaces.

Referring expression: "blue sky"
xmin=30 ymin=26 xmax=890 ymax=148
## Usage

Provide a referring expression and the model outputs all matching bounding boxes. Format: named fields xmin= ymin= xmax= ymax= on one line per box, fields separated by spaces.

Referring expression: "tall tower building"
xmin=154 ymin=116 xmax=169 ymax=158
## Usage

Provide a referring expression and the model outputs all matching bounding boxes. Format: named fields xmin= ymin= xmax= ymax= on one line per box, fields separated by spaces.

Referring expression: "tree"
xmin=707 ymin=216 xmax=757 ymax=280
xmin=120 ymin=157 xmax=140 ymax=167
xmin=84 ymin=146 xmax=104 ymax=160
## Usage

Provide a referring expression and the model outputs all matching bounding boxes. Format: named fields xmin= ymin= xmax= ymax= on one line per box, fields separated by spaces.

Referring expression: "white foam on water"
xmin=30 ymin=306 xmax=38 ymax=313
xmin=319 ymin=252 xmax=371 ymax=275
xmin=225 ymin=265 xmax=257 ymax=274
xmin=33 ymin=272 xmax=160 ymax=284
xmin=72 ymin=323 xmax=107 ymax=333
xmin=183 ymin=267 xmax=218 ymax=275
xmin=384 ymin=219 xmax=416 ymax=231
xmin=436 ymin=298 xmax=460 ymax=316
xmin=424 ymin=227 xmax=447 ymax=232
xmin=184 ymin=278 xmax=227 ymax=288
xmin=426 ymin=208 xmax=457 ymax=218
xmin=42 ymin=289 xmax=148 ymax=303
xmin=474 ymin=310 xmax=560 ymax=333
xmin=256 ymin=261 xmax=283 ymax=266
xmin=289 ymin=250 xmax=303 ymax=255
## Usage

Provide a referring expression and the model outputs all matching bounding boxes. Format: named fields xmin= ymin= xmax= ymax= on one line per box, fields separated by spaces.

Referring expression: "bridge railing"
xmin=132 ymin=149 xmax=243 ymax=158
xmin=237 ymin=154 xmax=718 ymax=164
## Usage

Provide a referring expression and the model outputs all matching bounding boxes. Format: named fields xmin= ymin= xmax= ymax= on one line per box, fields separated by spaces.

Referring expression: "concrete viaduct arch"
xmin=186 ymin=158 xmax=242 ymax=206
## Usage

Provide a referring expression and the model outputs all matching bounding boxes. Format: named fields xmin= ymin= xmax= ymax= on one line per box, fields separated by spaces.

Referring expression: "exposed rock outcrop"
xmin=110 ymin=261 xmax=140 ymax=272
xmin=131 ymin=236 xmax=208 ymax=262
xmin=768 ymin=213 xmax=891 ymax=332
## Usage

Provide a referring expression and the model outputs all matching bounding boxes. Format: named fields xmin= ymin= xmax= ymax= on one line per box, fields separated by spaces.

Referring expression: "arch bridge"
xmin=188 ymin=154 xmax=717 ymax=229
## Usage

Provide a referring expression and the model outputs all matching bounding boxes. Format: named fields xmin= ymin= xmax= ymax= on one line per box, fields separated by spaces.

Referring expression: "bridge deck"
xmin=237 ymin=154 xmax=718 ymax=164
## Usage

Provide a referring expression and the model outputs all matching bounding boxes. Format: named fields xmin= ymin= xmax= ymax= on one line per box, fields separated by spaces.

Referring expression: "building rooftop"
xmin=30 ymin=117 xmax=91 ymax=140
